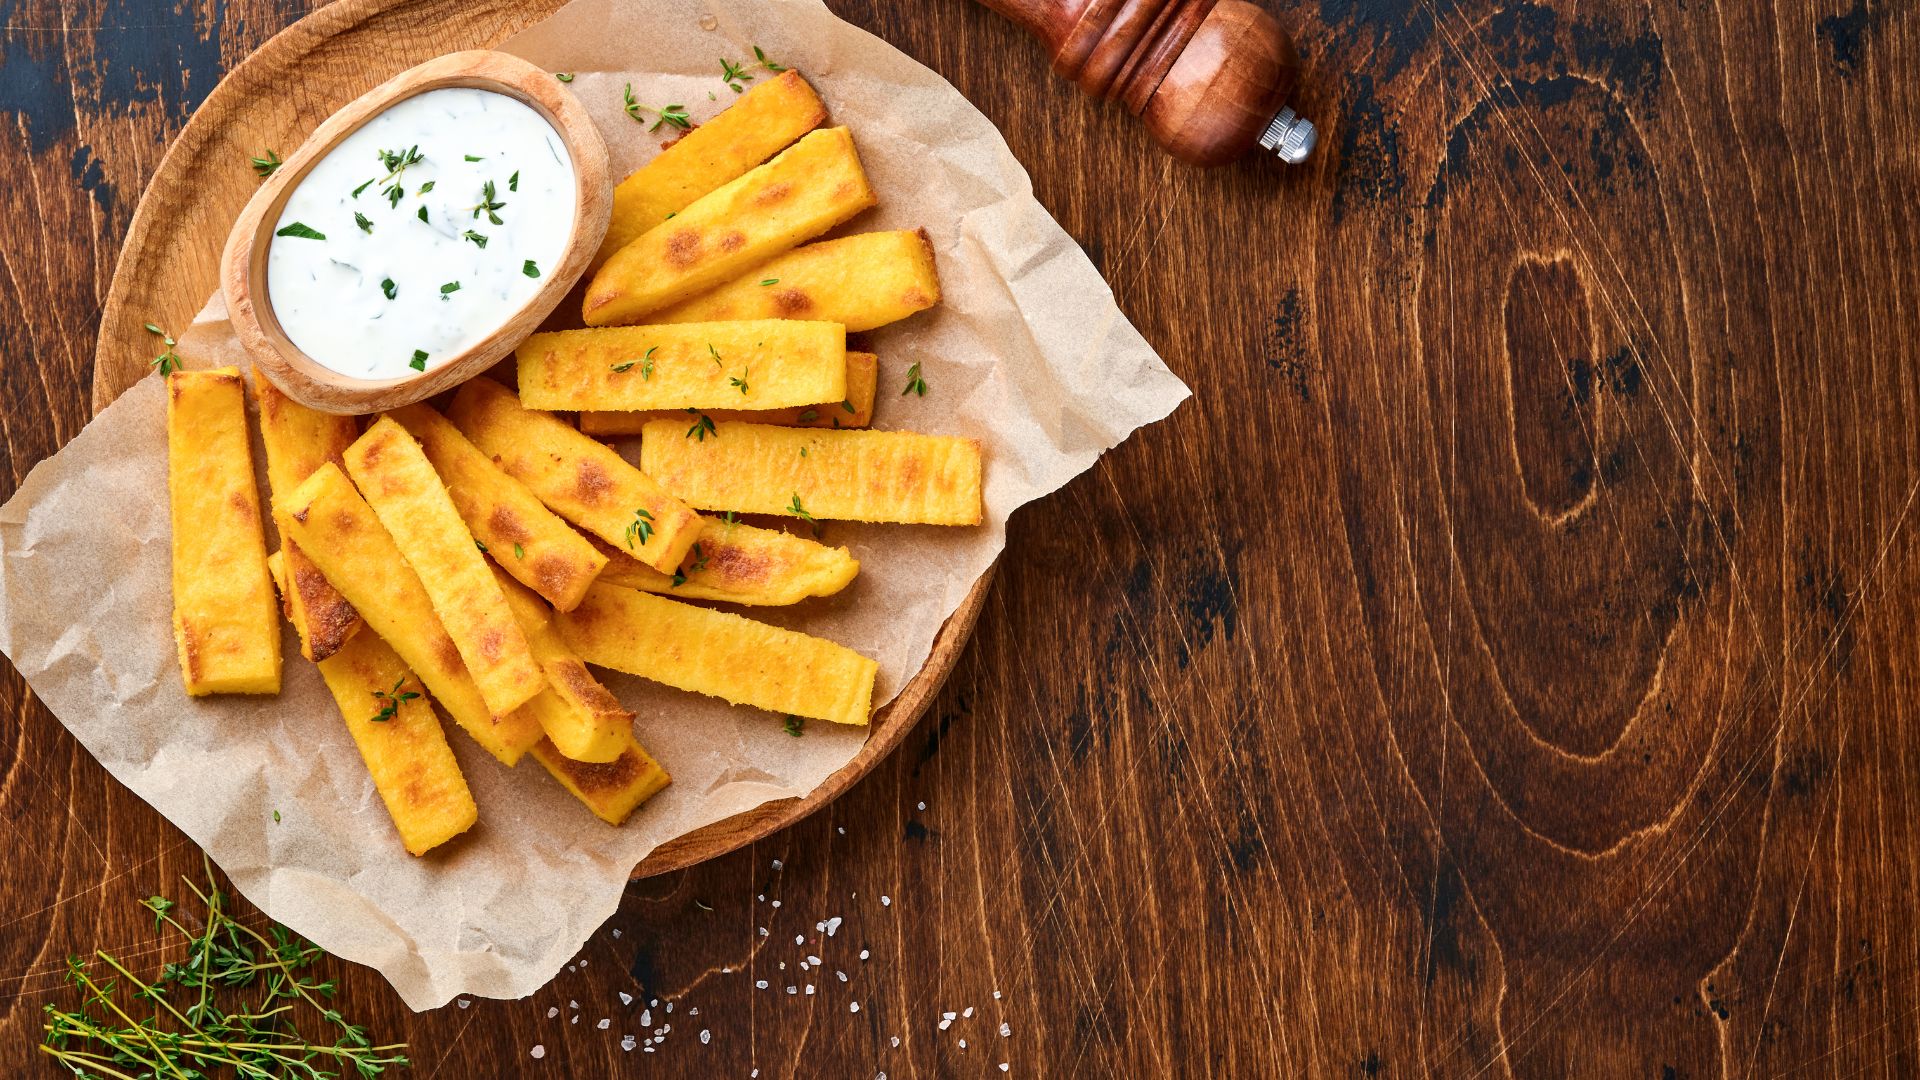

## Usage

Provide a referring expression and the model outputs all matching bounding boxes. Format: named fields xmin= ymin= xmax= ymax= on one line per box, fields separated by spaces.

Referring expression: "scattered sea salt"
xmin=620 ymin=1035 xmax=636 ymax=1051
xmin=850 ymin=1001 xmax=861 ymax=1013
xmin=1000 ymin=1022 xmax=1012 ymax=1037
xmin=826 ymin=916 xmax=843 ymax=936
xmin=993 ymin=990 xmax=1003 ymax=1000
xmin=890 ymin=1036 xmax=901 ymax=1048
xmin=759 ymin=927 xmax=769 ymax=937
xmin=569 ymin=1000 xmax=578 ymax=1009
xmin=666 ymin=1003 xmax=674 ymax=1014
xmin=570 ymin=1015 xmax=578 ymax=1025
xmin=643 ymin=1045 xmax=655 ymax=1053
xmin=838 ymin=826 xmax=846 ymax=834
xmin=916 ymin=801 xmax=926 ymax=810
xmin=567 ymin=965 xmax=576 ymax=973
xmin=611 ymin=928 xmax=621 ymax=938
xmin=960 ymin=1039 xmax=968 ymax=1050
xmin=619 ymin=991 xmax=633 ymax=1005
xmin=529 ymin=1045 xmax=546 ymax=1059
xmin=456 ymin=998 xmax=470 ymax=1009
xmin=772 ymin=858 xmax=783 ymax=870
xmin=806 ymin=984 xmax=816 ymax=995
xmin=579 ymin=959 xmax=588 ymax=967
xmin=546 ymin=1007 xmax=558 ymax=1018
xmin=756 ymin=980 xmax=769 ymax=990
xmin=999 ymin=1064 xmax=1010 ymax=1072
xmin=690 ymin=1007 xmax=700 ymax=1016
xmin=796 ymin=934 xmax=806 ymax=945
xmin=787 ymin=986 xmax=798 ymax=995
xmin=939 ymin=1019 xmax=953 ymax=1031
xmin=881 ymin=895 xmax=891 ymax=907
xmin=964 ymin=1007 xmax=975 ymax=1018
xmin=701 ymin=1029 xmax=712 ymax=1044
xmin=860 ymin=949 xmax=870 ymax=961
xmin=596 ymin=1018 xmax=610 ymax=1030
xmin=837 ymin=971 xmax=848 ymax=983
xmin=758 ymin=894 xmax=766 ymax=902
xmin=772 ymin=900 xmax=782 ymax=909
xmin=807 ymin=955 xmax=821 ymax=965
xmin=942 ymin=1012 xmax=957 ymax=1021
xmin=800 ymin=961 xmax=810 ymax=971
xmin=640 ymin=1009 xmax=652 ymax=1027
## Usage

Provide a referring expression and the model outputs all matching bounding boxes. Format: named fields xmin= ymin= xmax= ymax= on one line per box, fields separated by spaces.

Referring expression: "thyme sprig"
xmin=622 ymin=84 xmax=690 ymax=132
xmin=145 ymin=323 xmax=182 ymax=376
xmin=249 ymin=150 xmax=283 ymax=179
xmin=39 ymin=856 xmax=409 ymax=1079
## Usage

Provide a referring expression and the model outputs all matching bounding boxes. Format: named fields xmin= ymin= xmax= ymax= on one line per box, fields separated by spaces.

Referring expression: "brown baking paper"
xmin=0 ymin=0 xmax=1187 ymax=1010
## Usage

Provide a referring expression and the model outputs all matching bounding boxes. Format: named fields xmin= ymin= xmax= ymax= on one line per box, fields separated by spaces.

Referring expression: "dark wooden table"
xmin=6 ymin=0 xmax=1919 ymax=1075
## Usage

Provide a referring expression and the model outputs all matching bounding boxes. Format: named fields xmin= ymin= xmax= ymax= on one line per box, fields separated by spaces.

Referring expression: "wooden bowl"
xmin=220 ymin=48 xmax=611 ymax=414
xmin=93 ymin=0 xmax=991 ymax=878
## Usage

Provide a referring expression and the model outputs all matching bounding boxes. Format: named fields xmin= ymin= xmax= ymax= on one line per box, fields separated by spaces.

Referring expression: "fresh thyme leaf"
xmin=145 ymin=322 xmax=182 ymax=375
xmin=375 ymin=144 xmax=424 ymax=208
xmin=417 ymin=204 xmax=430 ymax=223
xmin=754 ymin=45 xmax=787 ymax=73
xmin=760 ymin=278 xmax=780 ymax=286
xmin=272 ymin=808 xmax=281 ymax=822
xmin=417 ymin=179 xmax=436 ymax=195
xmin=643 ymin=346 xmax=657 ymax=379
xmin=709 ymin=343 xmax=724 ymax=368
xmin=462 ymin=229 xmax=489 ymax=248
xmin=686 ymin=411 xmax=717 ymax=441
xmin=722 ymin=510 xmax=739 ymax=527
xmin=730 ymin=366 xmax=751 ymax=395
xmin=797 ymin=408 xmax=819 ymax=423
xmin=410 ymin=349 xmax=428 ymax=371
xmin=509 ymin=170 xmax=520 ymax=192
xmin=721 ymin=57 xmax=754 ymax=92
xmin=468 ymin=179 xmax=506 ymax=224
xmin=523 ymin=259 xmax=541 ymax=278
xmin=611 ymin=360 xmax=637 ymax=373
xmin=371 ymin=677 xmax=419 ymax=723
xmin=788 ymin=492 xmax=814 ymax=522
xmin=249 ymin=149 xmax=283 ymax=178
xmin=689 ymin=542 xmax=709 ymax=572
xmin=784 ymin=714 xmax=805 ymax=737
xmin=840 ymin=399 xmax=857 ymax=414
xmin=352 ymin=177 xmax=375 ymax=198
xmin=475 ymin=539 xmax=489 ymax=554
xmin=671 ymin=570 xmax=687 ymax=587
xmin=275 ymin=221 xmax=326 ymax=240
xmin=624 ymin=507 xmax=656 ymax=549
xmin=387 ymin=185 xmax=404 ymax=208
xmin=440 ymin=281 xmax=461 ymax=297
xmin=902 ymin=361 xmax=928 ymax=396
xmin=514 ymin=543 xmax=525 ymax=560
xmin=354 ymin=211 xmax=374 ymax=234
xmin=555 ymin=72 xmax=575 ymax=82
xmin=623 ymin=83 xmax=691 ymax=131
xmin=381 ymin=277 xmax=397 ymax=300
xmin=464 ymin=154 xmax=483 ymax=162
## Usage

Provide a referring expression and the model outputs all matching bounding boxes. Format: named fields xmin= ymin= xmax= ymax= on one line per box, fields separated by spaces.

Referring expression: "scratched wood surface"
xmin=4 ymin=0 xmax=1919 ymax=1075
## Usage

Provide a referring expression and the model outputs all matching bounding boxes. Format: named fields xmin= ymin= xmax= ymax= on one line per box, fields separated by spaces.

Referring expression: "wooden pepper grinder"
xmin=973 ymin=0 xmax=1315 ymax=167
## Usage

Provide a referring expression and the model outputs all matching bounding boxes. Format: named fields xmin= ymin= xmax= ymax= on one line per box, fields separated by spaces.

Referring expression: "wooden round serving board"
xmin=91 ymin=0 xmax=993 ymax=880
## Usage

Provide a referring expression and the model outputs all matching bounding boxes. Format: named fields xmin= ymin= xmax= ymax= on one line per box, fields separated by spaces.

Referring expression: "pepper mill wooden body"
xmin=972 ymin=0 xmax=1314 ymax=166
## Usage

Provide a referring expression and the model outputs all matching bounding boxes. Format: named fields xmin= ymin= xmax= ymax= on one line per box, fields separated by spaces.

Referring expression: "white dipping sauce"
xmin=266 ymin=88 xmax=576 ymax=379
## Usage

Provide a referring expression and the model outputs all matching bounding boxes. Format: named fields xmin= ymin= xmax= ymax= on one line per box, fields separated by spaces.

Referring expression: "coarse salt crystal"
xmin=621 ymin=1035 xmax=636 ymax=1051
xmin=807 ymin=955 xmax=821 ymax=965
xmin=529 ymin=1045 xmax=545 ymax=1059
xmin=881 ymin=896 xmax=891 ymax=907
xmin=1000 ymin=1022 xmax=1012 ymax=1037
xmin=546 ymin=1007 xmax=558 ymax=1018
xmin=759 ymin=927 xmax=769 ymax=937
xmin=917 ymin=801 xmax=926 ymax=810
xmin=772 ymin=859 xmax=783 ymax=870
xmin=611 ymin=928 xmax=621 ymax=938
xmin=701 ymin=1029 xmax=712 ymax=1044
xmin=758 ymin=894 xmax=766 ymax=902
xmin=640 ymin=1009 xmax=652 ymax=1026
xmin=800 ymin=961 xmax=810 ymax=971
xmin=796 ymin=934 xmax=806 ymax=945
xmin=890 ymin=1036 xmax=901 ymax=1047
xmin=619 ymin=991 xmax=633 ymax=1005
xmin=690 ymin=1007 xmax=700 ymax=1016
xmin=850 ymin=1001 xmax=861 ymax=1013
xmin=999 ymin=1065 xmax=1010 ymax=1073
xmin=457 ymin=998 xmax=470 ymax=1009
xmin=771 ymin=899 xmax=781 ymax=908
xmin=806 ymin=984 xmax=816 ymax=995
xmin=943 ymin=1012 xmax=957 ymax=1021
xmin=570 ymin=1015 xmax=578 ymax=1025
xmin=964 ymin=1007 xmax=975 ymax=1018
xmin=666 ymin=1003 xmax=674 ymax=1014
xmin=651 ymin=999 xmax=659 ymax=1007
xmin=567 ymin=965 xmax=576 ymax=973
xmin=644 ymin=1045 xmax=655 ymax=1053
xmin=939 ymin=1019 xmax=953 ymax=1031
xmin=837 ymin=971 xmax=848 ymax=982
xmin=596 ymin=1018 xmax=610 ymax=1030
xmin=961 ymin=1039 xmax=968 ymax=1050
xmin=826 ymin=916 xmax=843 ymax=936
xmin=993 ymin=990 xmax=1003 ymax=999
xmin=569 ymin=1000 xmax=578 ymax=1009
xmin=860 ymin=949 xmax=870 ymax=961
xmin=756 ymin=980 xmax=769 ymax=990
xmin=787 ymin=985 xmax=797 ymax=994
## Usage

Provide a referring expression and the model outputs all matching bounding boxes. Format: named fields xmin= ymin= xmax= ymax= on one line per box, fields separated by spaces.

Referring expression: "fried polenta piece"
xmin=344 ymin=418 xmax=545 ymax=716
xmin=283 ymin=463 xmax=544 ymax=765
xmin=586 ymin=517 xmax=858 ymax=606
xmin=639 ymin=421 xmax=983 ymax=526
xmin=492 ymin=566 xmax=631 ymax=763
xmin=316 ymin=631 xmax=476 ymax=856
xmin=578 ymin=351 xmax=877 ymax=436
xmin=531 ymin=735 xmax=670 ymax=826
xmin=387 ymin=403 xmax=607 ymax=612
xmin=446 ymin=378 xmax=701 ymax=574
xmin=584 ymin=127 xmax=877 ymax=327
xmin=593 ymin=69 xmax=827 ymax=267
xmin=648 ymin=231 xmax=939 ymax=332
xmin=518 ymin=320 xmax=846 ymax=413
xmin=556 ymin=582 xmax=876 ymax=725
xmin=167 ymin=368 xmax=281 ymax=695
xmin=252 ymin=374 xmax=361 ymax=660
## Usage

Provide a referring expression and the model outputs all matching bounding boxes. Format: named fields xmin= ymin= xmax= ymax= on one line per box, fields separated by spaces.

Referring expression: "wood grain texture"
xmin=4 ymin=0 xmax=1920 ymax=1075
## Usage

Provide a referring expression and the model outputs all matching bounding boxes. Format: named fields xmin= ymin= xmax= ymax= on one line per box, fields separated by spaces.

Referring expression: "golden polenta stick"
xmin=594 ymin=69 xmax=827 ymax=268
xmin=531 ymin=735 xmax=671 ymax=826
xmin=586 ymin=517 xmax=858 ymax=606
xmin=584 ymin=127 xmax=877 ymax=327
xmin=639 ymin=421 xmax=983 ymax=526
xmin=252 ymin=374 xmax=362 ymax=661
xmin=579 ymin=351 xmax=877 ymax=436
xmin=344 ymin=418 xmax=545 ymax=717
xmin=167 ymin=368 xmax=281 ymax=695
xmin=556 ymin=582 xmax=877 ymax=725
xmin=518 ymin=319 xmax=846 ymax=413
xmin=283 ymin=463 xmax=544 ymax=765
xmin=648 ymin=231 xmax=940 ymax=332
xmin=387 ymin=403 xmax=607 ymax=612
xmin=492 ymin=566 xmax=631 ymax=763
xmin=446 ymin=378 xmax=701 ymax=575
xmin=315 ymin=631 xmax=476 ymax=856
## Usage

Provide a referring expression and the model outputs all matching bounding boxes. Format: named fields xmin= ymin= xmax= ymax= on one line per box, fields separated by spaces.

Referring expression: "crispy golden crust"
xmin=594 ymin=69 xmax=826 ymax=268
xmin=283 ymin=463 xmax=544 ymax=765
xmin=344 ymin=418 xmax=545 ymax=716
xmin=578 ymin=352 xmax=877 ymax=436
xmin=638 ymin=421 xmax=983 ymax=526
xmin=555 ymin=582 xmax=877 ymax=726
xmin=584 ymin=127 xmax=877 ymax=326
xmin=252 ymin=374 xmax=363 ymax=660
xmin=315 ymin=631 xmax=477 ymax=856
xmin=445 ymin=378 xmax=701 ymax=574
xmin=387 ymin=402 xmax=608 ymax=612
xmin=491 ymin=566 xmax=632 ymax=764
xmin=168 ymin=368 xmax=281 ymax=695
xmin=517 ymin=319 xmax=846 ymax=413
xmin=646 ymin=230 xmax=940 ymax=333
xmin=586 ymin=517 xmax=858 ymax=606
xmin=530 ymin=735 xmax=671 ymax=826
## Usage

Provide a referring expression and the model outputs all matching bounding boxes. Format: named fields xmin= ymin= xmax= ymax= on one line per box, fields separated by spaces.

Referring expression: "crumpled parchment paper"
xmin=0 ymin=0 xmax=1188 ymax=1009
